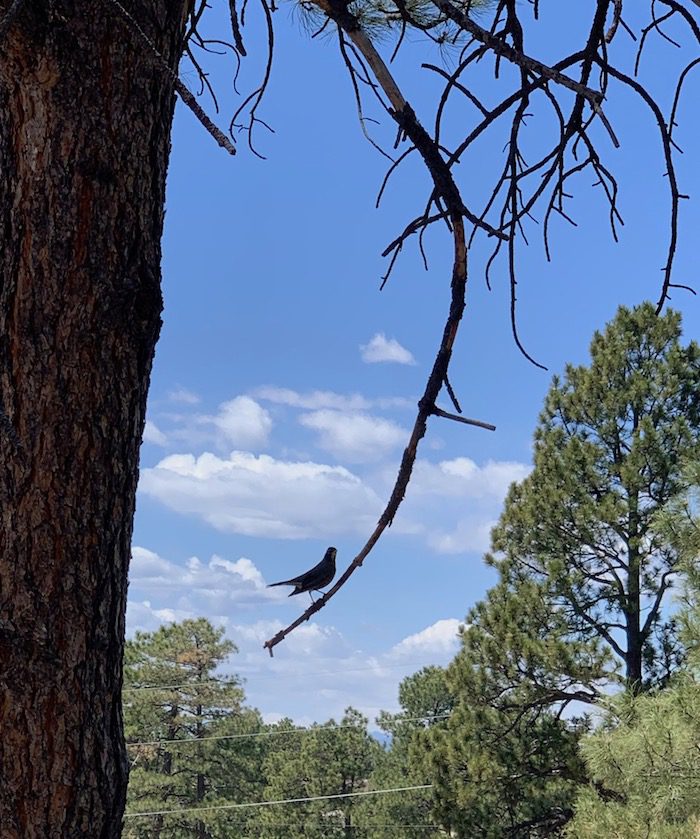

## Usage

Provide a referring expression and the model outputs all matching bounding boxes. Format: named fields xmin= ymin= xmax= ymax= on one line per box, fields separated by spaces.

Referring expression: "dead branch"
xmin=264 ymin=0 xmax=477 ymax=656
xmin=264 ymin=0 xmax=699 ymax=652
xmin=597 ymin=59 xmax=684 ymax=312
xmin=430 ymin=407 xmax=496 ymax=431
xmin=430 ymin=0 xmax=606 ymax=111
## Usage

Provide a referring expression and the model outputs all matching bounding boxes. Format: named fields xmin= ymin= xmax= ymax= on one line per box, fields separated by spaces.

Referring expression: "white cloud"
xmin=392 ymin=457 xmax=531 ymax=555
xmin=409 ymin=457 xmax=530 ymax=499
xmin=210 ymin=556 xmax=266 ymax=587
xmin=207 ymin=396 xmax=272 ymax=449
xmin=126 ymin=600 xmax=194 ymax=630
xmin=299 ymin=410 xmax=406 ymax=462
xmin=143 ymin=420 xmax=168 ymax=446
xmin=389 ymin=618 xmax=463 ymax=659
xmin=360 ymin=333 xmax=416 ymax=365
xmin=253 ymin=386 xmax=413 ymax=412
xmin=154 ymin=396 xmax=273 ymax=451
xmin=130 ymin=546 xmax=172 ymax=577
xmin=254 ymin=386 xmax=371 ymax=412
xmin=129 ymin=547 xmax=275 ymax=609
xmin=126 ymin=549 xmax=289 ymax=636
xmin=139 ymin=451 xmax=383 ymax=539
xmin=168 ymin=386 xmax=201 ymax=405
xmin=140 ymin=446 xmax=527 ymax=553
xmin=427 ymin=519 xmax=496 ymax=555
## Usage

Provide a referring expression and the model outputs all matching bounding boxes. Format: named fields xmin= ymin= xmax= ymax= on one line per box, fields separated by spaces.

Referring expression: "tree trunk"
xmin=196 ymin=703 xmax=207 ymax=839
xmin=625 ymin=493 xmax=643 ymax=691
xmin=0 ymin=2 xmax=191 ymax=835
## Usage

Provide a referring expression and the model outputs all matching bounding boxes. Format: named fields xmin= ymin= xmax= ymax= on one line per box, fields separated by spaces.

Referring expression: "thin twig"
xmin=429 ymin=0 xmax=607 ymax=111
xmin=230 ymin=0 xmax=275 ymax=158
xmin=599 ymin=60 xmax=682 ymax=312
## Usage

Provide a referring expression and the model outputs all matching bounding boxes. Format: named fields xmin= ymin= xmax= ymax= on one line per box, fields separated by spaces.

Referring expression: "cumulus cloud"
xmin=409 ymin=457 xmax=530 ymax=499
xmin=129 ymin=547 xmax=275 ymax=612
xmin=299 ymin=410 xmax=406 ymax=462
xmin=253 ymin=386 xmax=372 ymax=412
xmin=127 ymin=600 xmax=194 ymax=630
xmin=153 ymin=396 xmax=273 ymax=451
xmin=393 ymin=456 xmax=531 ymax=555
xmin=206 ymin=396 xmax=272 ymax=448
xmin=139 ymin=451 xmax=383 ymax=539
xmin=389 ymin=618 xmax=463 ymax=659
xmin=229 ymin=621 xmax=345 ymax=657
xmin=360 ymin=333 xmax=416 ymax=365
xmin=427 ymin=518 xmax=497 ymax=555
xmin=143 ymin=420 xmax=167 ymax=446
xmin=140 ymin=446 xmax=527 ymax=553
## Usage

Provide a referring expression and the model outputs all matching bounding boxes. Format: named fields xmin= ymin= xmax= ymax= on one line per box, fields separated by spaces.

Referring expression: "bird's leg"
xmin=308 ymin=592 xmax=316 ymax=604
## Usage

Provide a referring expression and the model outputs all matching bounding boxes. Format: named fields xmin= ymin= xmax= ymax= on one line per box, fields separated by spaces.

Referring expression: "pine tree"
xmin=254 ymin=708 xmax=381 ymax=839
xmin=566 ymin=683 xmax=700 ymax=839
xmin=358 ymin=667 xmax=454 ymax=838
xmin=414 ymin=304 xmax=700 ymax=836
xmin=567 ymin=466 xmax=700 ymax=838
xmin=123 ymin=619 xmax=265 ymax=838
xmin=492 ymin=303 xmax=700 ymax=692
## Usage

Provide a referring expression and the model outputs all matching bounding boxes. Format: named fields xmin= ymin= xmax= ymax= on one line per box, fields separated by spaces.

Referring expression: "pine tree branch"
xmin=567 ymin=592 xmax=627 ymax=660
xmin=428 ymin=0 xmax=604 ymax=108
xmin=641 ymin=571 xmax=674 ymax=641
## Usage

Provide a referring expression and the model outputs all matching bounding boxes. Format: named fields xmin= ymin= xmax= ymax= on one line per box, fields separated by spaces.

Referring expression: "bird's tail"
xmin=267 ymin=580 xmax=294 ymax=588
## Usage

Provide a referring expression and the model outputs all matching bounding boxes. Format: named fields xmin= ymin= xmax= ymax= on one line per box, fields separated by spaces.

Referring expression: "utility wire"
xmin=123 ymin=659 xmax=441 ymax=692
xmin=123 ymin=783 xmax=434 ymax=818
xmin=218 ymin=828 xmax=443 ymax=835
xmin=126 ymin=713 xmax=451 ymax=748
xmin=124 ymin=678 xmax=240 ymax=693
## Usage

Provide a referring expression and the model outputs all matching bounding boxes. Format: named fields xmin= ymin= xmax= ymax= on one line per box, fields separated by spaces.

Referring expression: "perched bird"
xmin=268 ymin=547 xmax=337 ymax=602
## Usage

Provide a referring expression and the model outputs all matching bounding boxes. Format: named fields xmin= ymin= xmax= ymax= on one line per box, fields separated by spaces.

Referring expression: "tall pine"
xmin=417 ymin=304 xmax=700 ymax=836
xmin=491 ymin=302 xmax=700 ymax=691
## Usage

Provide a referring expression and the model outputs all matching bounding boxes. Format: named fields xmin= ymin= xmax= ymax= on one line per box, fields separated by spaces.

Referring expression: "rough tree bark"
xmin=0 ymin=1 xmax=191 ymax=835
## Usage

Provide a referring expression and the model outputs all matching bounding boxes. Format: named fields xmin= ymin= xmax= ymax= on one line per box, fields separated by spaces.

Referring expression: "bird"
xmin=268 ymin=547 xmax=337 ymax=602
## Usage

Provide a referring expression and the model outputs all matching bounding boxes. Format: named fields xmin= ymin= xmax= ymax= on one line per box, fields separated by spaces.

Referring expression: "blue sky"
xmin=127 ymin=2 xmax=700 ymax=724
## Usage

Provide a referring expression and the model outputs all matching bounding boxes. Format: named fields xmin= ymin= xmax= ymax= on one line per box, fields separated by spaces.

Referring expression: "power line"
xmin=123 ymin=678 xmax=240 ymax=694
xmin=122 ymin=659 xmax=442 ymax=693
xmin=123 ymin=783 xmax=434 ymax=819
xmin=126 ymin=713 xmax=451 ymax=748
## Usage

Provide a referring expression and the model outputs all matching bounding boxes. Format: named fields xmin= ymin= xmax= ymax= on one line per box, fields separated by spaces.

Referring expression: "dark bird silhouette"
xmin=268 ymin=547 xmax=337 ymax=601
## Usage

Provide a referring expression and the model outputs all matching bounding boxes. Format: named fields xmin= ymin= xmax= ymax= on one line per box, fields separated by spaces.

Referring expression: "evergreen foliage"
xmin=568 ymin=465 xmax=700 ymax=837
xmin=568 ymin=682 xmax=700 ymax=839
xmin=490 ymin=303 xmax=700 ymax=691
xmin=410 ymin=303 xmax=700 ymax=836
xmin=358 ymin=667 xmax=454 ymax=837
xmin=257 ymin=709 xmax=381 ymax=838
xmin=123 ymin=619 xmax=265 ymax=837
